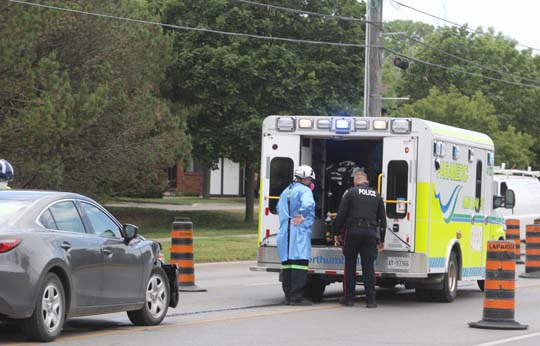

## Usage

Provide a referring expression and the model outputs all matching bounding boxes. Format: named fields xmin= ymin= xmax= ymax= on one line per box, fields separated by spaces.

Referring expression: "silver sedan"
xmin=0 ymin=190 xmax=178 ymax=341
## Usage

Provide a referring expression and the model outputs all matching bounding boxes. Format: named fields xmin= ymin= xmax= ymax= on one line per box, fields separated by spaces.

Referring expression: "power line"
xmin=384 ymin=47 xmax=540 ymax=89
xmin=233 ymin=0 xmax=366 ymax=23
xmin=388 ymin=0 xmax=540 ymax=52
xmin=10 ymin=0 xmax=538 ymax=90
xmin=238 ymin=0 xmax=540 ymax=88
xmin=6 ymin=0 xmax=365 ymax=48
xmin=234 ymin=0 xmax=387 ymax=32
xmin=395 ymin=33 xmax=540 ymax=86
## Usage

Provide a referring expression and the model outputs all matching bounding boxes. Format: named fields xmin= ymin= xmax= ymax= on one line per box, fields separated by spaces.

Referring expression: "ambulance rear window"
xmin=386 ymin=160 xmax=408 ymax=218
xmin=269 ymin=157 xmax=294 ymax=214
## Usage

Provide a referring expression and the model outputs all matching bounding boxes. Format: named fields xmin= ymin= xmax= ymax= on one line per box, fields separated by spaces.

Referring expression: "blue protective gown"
xmin=276 ymin=182 xmax=315 ymax=262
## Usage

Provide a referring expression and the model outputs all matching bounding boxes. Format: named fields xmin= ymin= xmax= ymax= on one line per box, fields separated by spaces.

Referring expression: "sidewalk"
xmin=105 ymin=201 xmax=256 ymax=211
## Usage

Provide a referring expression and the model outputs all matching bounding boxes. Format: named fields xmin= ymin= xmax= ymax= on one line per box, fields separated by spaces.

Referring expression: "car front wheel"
xmin=128 ymin=267 xmax=170 ymax=326
xmin=21 ymin=272 xmax=66 ymax=342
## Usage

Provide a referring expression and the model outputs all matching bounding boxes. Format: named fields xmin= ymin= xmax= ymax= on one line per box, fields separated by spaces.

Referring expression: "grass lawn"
xmin=109 ymin=196 xmax=245 ymax=205
xmin=160 ymin=235 xmax=258 ymax=263
xmin=107 ymin=207 xmax=258 ymax=262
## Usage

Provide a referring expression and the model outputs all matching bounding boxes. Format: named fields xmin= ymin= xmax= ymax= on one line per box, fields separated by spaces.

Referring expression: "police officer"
xmin=0 ymin=159 xmax=14 ymax=190
xmin=334 ymin=170 xmax=386 ymax=308
xmin=277 ymin=165 xmax=316 ymax=306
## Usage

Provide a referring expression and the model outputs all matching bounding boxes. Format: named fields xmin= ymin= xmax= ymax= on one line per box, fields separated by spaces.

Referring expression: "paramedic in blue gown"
xmin=277 ymin=165 xmax=316 ymax=306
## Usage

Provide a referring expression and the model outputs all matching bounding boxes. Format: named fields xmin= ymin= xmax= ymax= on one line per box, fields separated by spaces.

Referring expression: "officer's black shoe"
xmin=339 ymin=297 xmax=354 ymax=306
xmin=290 ymin=300 xmax=312 ymax=306
xmin=366 ymin=302 xmax=378 ymax=308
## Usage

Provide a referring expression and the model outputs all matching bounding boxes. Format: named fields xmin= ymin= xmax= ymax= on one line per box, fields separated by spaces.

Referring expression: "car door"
xmin=78 ymin=202 xmax=143 ymax=305
xmin=41 ymin=201 xmax=104 ymax=307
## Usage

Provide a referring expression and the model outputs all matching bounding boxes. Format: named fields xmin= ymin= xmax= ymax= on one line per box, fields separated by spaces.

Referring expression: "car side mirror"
xmin=493 ymin=195 xmax=504 ymax=209
xmin=123 ymin=224 xmax=139 ymax=239
xmin=504 ymin=189 xmax=515 ymax=209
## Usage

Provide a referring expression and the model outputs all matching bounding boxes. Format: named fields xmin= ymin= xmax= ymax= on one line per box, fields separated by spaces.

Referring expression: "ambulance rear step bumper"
xmin=250 ymin=245 xmax=428 ymax=278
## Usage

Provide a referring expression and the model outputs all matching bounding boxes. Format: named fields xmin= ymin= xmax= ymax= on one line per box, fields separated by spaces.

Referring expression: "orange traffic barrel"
xmin=519 ymin=224 xmax=540 ymax=279
xmin=169 ymin=218 xmax=206 ymax=292
xmin=469 ymin=241 xmax=527 ymax=330
xmin=505 ymin=219 xmax=523 ymax=264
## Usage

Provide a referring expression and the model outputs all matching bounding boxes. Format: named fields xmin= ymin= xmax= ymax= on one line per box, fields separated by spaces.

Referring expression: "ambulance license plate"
xmin=387 ymin=256 xmax=411 ymax=270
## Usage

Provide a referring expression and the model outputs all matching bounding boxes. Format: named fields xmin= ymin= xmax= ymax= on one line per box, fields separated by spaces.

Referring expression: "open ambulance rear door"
xmin=382 ymin=135 xmax=418 ymax=255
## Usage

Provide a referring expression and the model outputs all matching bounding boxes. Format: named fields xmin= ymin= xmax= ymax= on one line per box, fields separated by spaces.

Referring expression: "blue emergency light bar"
xmin=334 ymin=118 xmax=351 ymax=134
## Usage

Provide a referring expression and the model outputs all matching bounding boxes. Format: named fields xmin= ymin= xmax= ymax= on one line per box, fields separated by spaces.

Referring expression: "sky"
xmin=383 ymin=0 xmax=540 ymax=52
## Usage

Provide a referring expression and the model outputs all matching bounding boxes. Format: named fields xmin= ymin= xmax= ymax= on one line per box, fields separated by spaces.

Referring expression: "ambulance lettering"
xmin=437 ymin=162 xmax=468 ymax=182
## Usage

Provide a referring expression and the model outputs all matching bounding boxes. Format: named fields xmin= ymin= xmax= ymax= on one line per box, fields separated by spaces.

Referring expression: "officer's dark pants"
xmin=343 ymin=226 xmax=378 ymax=304
xmin=282 ymin=259 xmax=309 ymax=303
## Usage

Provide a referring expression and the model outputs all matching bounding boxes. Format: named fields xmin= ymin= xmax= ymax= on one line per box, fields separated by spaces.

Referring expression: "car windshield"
xmin=0 ymin=200 xmax=32 ymax=226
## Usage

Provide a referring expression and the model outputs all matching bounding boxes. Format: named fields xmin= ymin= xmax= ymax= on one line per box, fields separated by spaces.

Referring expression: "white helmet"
xmin=294 ymin=165 xmax=315 ymax=180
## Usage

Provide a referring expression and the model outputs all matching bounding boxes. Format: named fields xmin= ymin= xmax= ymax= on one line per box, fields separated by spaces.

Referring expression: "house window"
xmin=184 ymin=158 xmax=195 ymax=173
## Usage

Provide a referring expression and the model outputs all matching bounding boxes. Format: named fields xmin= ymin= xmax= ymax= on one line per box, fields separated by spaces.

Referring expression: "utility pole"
xmin=363 ymin=0 xmax=383 ymax=117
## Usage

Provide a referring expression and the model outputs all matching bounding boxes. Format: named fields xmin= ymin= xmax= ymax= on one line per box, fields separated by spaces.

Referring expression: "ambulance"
xmin=251 ymin=116 xmax=515 ymax=302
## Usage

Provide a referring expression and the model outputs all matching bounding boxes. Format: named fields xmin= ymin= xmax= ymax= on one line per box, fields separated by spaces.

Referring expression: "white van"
xmin=494 ymin=167 xmax=540 ymax=241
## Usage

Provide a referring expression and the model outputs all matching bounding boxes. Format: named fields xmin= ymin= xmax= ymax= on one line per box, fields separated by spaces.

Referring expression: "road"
xmin=1 ymin=262 xmax=540 ymax=346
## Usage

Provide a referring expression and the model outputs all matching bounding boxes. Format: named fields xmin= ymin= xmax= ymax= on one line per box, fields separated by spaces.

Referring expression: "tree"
xmin=391 ymin=25 xmax=540 ymax=167
xmin=0 ymin=0 xmax=190 ymax=197
xmin=384 ymin=19 xmax=435 ymax=55
xmin=493 ymin=125 xmax=534 ymax=168
xmin=162 ymin=0 xmax=366 ymax=221
xmin=381 ymin=20 xmax=434 ymax=111
xmin=401 ymin=86 xmax=534 ymax=166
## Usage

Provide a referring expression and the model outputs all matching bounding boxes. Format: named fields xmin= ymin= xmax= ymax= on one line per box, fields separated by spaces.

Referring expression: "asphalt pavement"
xmin=3 ymin=261 xmax=540 ymax=346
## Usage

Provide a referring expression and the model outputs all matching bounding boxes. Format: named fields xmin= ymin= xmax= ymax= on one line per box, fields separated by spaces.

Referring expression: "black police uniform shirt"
xmin=334 ymin=183 xmax=387 ymax=242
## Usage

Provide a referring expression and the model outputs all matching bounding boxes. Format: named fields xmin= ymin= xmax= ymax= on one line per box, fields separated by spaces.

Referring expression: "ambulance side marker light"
xmin=265 ymin=229 xmax=270 ymax=237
